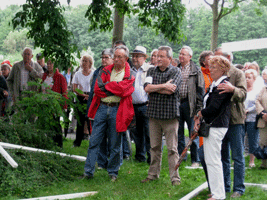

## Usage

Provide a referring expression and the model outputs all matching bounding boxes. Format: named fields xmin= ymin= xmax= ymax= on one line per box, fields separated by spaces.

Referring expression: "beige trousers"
xmin=147 ymin=118 xmax=180 ymax=182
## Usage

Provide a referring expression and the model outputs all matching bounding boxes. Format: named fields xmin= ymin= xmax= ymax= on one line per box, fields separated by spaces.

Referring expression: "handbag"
xmin=198 ymin=120 xmax=211 ymax=137
xmin=198 ymin=110 xmax=224 ymax=137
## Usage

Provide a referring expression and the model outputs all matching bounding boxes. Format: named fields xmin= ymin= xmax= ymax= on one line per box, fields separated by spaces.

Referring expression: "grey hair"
xmin=22 ymin=47 xmax=33 ymax=56
xmin=180 ymin=45 xmax=193 ymax=57
xmin=158 ymin=46 xmax=173 ymax=58
xmin=220 ymin=48 xmax=234 ymax=63
xmin=262 ymin=69 xmax=267 ymax=75
xmin=245 ymin=69 xmax=258 ymax=79
xmin=102 ymin=48 xmax=114 ymax=59
xmin=151 ymin=49 xmax=158 ymax=56
xmin=114 ymin=45 xmax=129 ymax=57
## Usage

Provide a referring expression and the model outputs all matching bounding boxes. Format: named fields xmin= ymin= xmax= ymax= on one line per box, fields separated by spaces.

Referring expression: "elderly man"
xmin=177 ymin=46 xmax=205 ymax=167
xmin=130 ymin=46 xmax=154 ymax=164
xmin=81 ymin=45 xmax=135 ymax=182
xmin=86 ymin=48 xmax=114 ymax=170
xmin=141 ymin=46 xmax=182 ymax=186
xmin=7 ymin=47 xmax=43 ymax=102
xmin=214 ymin=47 xmax=247 ymax=198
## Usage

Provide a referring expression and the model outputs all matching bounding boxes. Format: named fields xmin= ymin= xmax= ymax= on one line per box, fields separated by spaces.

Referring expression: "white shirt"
xmin=203 ymin=76 xmax=227 ymax=109
xmin=132 ymin=66 xmax=149 ymax=104
xmin=72 ymin=71 xmax=94 ymax=92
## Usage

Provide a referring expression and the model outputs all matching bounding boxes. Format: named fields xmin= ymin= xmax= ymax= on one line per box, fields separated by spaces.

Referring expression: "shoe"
xmin=98 ymin=166 xmax=104 ymax=170
xmin=249 ymin=163 xmax=255 ymax=168
xmin=230 ymin=192 xmax=242 ymax=198
xmin=259 ymin=165 xmax=267 ymax=169
xmin=141 ymin=177 xmax=154 ymax=183
xmin=109 ymin=175 xmax=117 ymax=182
xmin=172 ymin=180 xmax=180 ymax=186
xmin=191 ymin=162 xmax=200 ymax=167
xmin=123 ymin=155 xmax=130 ymax=160
xmin=78 ymin=174 xmax=93 ymax=180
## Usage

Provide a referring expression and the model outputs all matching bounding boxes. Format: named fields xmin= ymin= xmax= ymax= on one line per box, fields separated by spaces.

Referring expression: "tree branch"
xmin=204 ymin=0 xmax=212 ymax=7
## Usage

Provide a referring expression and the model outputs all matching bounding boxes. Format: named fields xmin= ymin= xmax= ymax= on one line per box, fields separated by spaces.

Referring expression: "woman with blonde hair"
xmin=244 ymin=69 xmax=260 ymax=167
xmin=195 ymin=56 xmax=233 ymax=200
xmin=72 ymin=55 xmax=95 ymax=147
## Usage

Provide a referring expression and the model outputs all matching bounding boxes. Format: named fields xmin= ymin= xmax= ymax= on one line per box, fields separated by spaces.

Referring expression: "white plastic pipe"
xmin=0 ymin=145 xmax=18 ymax=168
xmin=0 ymin=142 xmax=86 ymax=162
xmin=180 ymin=182 xmax=208 ymax=200
xmin=19 ymin=191 xmax=98 ymax=200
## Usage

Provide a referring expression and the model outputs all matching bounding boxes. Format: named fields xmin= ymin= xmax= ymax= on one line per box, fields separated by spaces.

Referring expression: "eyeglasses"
xmin=179 ymin=53 xmax=190 ymax=57
xmin=101 ymin=56 xmax=111 ymax=60
xmin=131 ymin=55 xmax=145 ymax=58
xmin=113 ymin=55 xmax=126 ymax=60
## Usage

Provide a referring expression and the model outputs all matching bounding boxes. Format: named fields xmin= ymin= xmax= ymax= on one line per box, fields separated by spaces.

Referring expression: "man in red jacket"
xmin=81 ymin=45 xmax=135 ymax=182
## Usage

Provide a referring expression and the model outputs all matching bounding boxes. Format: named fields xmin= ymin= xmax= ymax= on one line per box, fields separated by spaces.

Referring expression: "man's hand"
xmin=262 ymin=113 xmax=267 ymax=122
xmin=25 ymin=63 xmax=33 ymax=72
xmin=217 ymin=81 xmax=235 ymax=94
xmin=194 ymin=111 xmax=202 ymax=131
xmin=164 ymin=79 xmax=176 ymax=93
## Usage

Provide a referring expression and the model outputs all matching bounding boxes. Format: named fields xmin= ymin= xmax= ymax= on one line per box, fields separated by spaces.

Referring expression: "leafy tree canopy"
xmin=11 ymin=0 xmax=186 ymax=71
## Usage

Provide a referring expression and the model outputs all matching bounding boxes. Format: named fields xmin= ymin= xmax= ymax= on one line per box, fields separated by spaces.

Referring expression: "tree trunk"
xmin=210 ymin=0 xmax=219 ymax=51
xmin=112 ymin=7 xmax=124 ymax=45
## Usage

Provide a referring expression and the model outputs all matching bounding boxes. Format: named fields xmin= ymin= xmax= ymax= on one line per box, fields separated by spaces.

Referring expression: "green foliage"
xmin=85 ymin=0 xmax=186 ymax=44
xmin=11 ymin=0 xmax=77 ymax=71
xmin=0 ymin=149 xmax=82 ymax=198
xmin=0 ymin=119 xmax=57 ymax=150
xmin=3 ymin=28 xmax=34 ymax=54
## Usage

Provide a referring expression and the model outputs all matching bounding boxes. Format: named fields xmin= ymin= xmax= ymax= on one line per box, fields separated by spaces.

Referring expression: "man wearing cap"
xmin=36 ymin=53 xmax=48 ymax=74
xmin=131 ymin=46 xmax=154 ymax=164
xmin=7 ymin=47 xmax=43 ymax=102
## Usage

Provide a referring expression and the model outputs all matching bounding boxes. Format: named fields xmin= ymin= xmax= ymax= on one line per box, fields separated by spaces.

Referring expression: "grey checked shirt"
xmin=144 ymin=65 xmax=182 ymax=119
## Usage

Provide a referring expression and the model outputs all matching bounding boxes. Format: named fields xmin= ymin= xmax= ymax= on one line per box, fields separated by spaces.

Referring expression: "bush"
xmin=0 ymin=149 xmax=82 ymax=198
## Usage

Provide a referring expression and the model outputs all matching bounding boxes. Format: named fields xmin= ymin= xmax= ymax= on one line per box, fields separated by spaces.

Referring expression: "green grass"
xmin=2 ymin=138 xmax=267 ymax=200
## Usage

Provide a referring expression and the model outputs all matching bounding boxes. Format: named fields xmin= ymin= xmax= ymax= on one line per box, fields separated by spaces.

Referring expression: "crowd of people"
xmin=1 ymin=42 xmax=267 ymax=200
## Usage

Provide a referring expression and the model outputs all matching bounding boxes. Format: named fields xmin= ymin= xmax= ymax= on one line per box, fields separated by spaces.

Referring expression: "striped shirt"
xmin=179 ymin=63 xmax=190 ymax=99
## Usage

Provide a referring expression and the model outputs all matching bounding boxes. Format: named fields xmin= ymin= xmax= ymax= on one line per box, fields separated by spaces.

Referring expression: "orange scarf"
xmin=201 ymin=67 xmax=213 ymax=92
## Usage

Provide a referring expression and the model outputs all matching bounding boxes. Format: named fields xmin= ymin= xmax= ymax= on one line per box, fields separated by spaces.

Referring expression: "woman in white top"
xmin=244 ymin=69 xmax=260 ymax=167
xmin=72 ymin=55 xmax=94 ymax=147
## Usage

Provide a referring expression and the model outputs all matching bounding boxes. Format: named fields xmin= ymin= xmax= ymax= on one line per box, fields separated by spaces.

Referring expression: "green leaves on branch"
xmin=11 ymin=0 xmax=77 ymax=71
xmin=85 ymin=0 xmax=186 ymax=44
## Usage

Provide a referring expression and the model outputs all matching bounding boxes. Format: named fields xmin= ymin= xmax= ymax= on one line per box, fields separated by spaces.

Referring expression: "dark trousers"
xmin=178 ymin=100 xmax=199 ymax=163
xmin=73 ymin=96 xmax=89 ymax=147
xmin=133 ymin=104 xmax=150 ymax=163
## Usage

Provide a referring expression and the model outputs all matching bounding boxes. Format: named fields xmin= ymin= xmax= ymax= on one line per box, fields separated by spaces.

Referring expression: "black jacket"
xmin=201 ymin=77 xmax=233 ymax=128
xmin=0 ymin=75 xmax=8 ymax=101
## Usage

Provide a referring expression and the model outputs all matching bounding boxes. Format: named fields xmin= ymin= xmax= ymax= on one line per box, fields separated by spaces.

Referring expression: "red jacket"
xmin=88 ymin=62 xmax=135 ymax=133
xmin=42 ymin=69 xmax=68 ymax=109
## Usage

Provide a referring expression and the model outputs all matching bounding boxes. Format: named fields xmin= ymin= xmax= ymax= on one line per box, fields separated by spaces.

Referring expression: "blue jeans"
xmin=84 ymin=104 xmax=122 ymax=177
xmin=133 ymin=104 xmax=150 ymax=163
xmin=245 ymin=122 xmax=259 ymax=154
xmin=178 ymin=100 xmax=199 ymax=163
xmin=97 ymin=130 xmax=109 ymax=169
xmin=221 ymin=124 xmax=245 ymax=194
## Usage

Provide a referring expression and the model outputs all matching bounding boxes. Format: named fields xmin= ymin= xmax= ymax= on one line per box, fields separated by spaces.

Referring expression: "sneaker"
xmin=109 ymin=175 xmax=117 ymax=182
xmin=172 ymin=180 xmax=181 ymax=186
xmin=249 ymin=163 xmax=256 ymax=168
xmin=230 ymin=192 xmax=242 ymax=198
xmin=141 ymin=177 xmax=154 ymax=183
xmin=78 ymin=174 xmax=93 ymax=180
xmin=191 ymin=162 xmax=200 ymax=167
